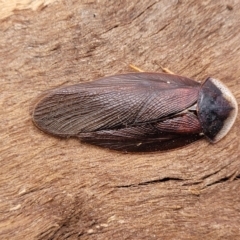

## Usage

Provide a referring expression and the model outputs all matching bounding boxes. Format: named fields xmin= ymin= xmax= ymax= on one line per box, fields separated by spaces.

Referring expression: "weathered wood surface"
xmin=0 ymin=0 xmax=239 ymax=239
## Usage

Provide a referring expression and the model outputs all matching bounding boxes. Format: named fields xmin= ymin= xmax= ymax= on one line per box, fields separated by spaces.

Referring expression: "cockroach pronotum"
xmin=31 ymin=71 xmax=238 ymax=152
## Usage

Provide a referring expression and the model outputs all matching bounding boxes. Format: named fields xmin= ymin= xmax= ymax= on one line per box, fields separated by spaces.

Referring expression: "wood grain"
xmin=0 ymin=0 xmax=239 ymax=239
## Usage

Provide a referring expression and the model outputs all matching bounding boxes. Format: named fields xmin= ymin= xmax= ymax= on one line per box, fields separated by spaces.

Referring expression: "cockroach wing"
xmin=79 ymin=112 xmax=203 ymax=152
xmin=81 ymin=133 xmax=203 ymax=152
xmin=32 ymin=73 xmax=200 ymax=137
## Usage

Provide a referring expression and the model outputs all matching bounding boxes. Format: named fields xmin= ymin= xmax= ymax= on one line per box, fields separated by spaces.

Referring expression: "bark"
xmin=0 ymin=0 xmax=240 ymax=239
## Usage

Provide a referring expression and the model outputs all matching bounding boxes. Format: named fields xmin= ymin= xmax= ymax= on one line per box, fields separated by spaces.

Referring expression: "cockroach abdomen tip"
xmin=197 ymin=77 xmax=238 ymax=143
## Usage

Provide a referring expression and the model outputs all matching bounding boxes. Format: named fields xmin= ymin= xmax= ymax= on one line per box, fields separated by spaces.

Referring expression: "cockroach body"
xmin=32 ymin=73 xmax=238 ymax=152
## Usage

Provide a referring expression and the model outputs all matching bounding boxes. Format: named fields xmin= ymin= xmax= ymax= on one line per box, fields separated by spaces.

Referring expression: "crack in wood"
xmin=115 ymin=177 xmax=183 ymax=188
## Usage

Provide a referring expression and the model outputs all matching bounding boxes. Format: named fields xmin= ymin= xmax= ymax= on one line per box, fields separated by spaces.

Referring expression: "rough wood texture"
xmin=0 ymin=0 xmax=239 ymax=239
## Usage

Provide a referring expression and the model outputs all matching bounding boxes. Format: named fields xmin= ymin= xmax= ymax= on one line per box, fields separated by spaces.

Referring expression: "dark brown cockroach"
xmin=31 ymin=73 xmax=238 ymax=152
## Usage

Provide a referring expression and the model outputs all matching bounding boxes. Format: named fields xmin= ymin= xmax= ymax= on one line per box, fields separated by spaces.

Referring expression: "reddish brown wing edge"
xmin=79 ymin=124 xmax=203 ymax=152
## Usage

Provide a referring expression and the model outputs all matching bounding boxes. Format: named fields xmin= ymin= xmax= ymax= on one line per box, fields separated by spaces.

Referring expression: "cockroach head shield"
xmin=197 ymin=77 xmax=238 ymax=143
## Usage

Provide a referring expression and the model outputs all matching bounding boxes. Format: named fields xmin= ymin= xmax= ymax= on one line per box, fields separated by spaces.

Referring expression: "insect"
xmin=31 ymin=71 xmax=238 ymax=152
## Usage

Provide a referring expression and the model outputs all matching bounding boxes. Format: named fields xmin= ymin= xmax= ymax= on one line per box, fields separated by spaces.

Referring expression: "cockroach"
xmin=31 ymin=72 xmax=238 ymax=152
